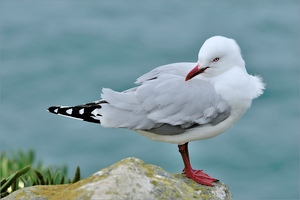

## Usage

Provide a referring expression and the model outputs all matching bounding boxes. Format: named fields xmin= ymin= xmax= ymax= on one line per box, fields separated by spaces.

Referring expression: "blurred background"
xmin=1 ymin=1 xmax=299 ymax=199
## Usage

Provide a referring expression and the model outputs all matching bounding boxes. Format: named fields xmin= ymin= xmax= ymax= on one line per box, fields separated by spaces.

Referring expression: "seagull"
xmin=48 ymin=36 xmax=265 ymax=186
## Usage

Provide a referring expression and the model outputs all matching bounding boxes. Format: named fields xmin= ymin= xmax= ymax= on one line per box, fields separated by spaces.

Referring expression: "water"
xmin=1 ymin=1 xmax=299 ymax=199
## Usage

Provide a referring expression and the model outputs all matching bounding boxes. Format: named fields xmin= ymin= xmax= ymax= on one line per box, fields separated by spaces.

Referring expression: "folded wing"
xmin=99 ymin=63 xmax=231 ymax=135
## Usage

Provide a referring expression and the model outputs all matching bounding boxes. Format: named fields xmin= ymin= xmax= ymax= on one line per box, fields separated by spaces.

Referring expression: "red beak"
xmin=185 ymin=65 xmax=208 ymax=81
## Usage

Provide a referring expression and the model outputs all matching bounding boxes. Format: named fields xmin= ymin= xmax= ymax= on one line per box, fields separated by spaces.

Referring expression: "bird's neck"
xmin=210 ymin=67 xmax=254 ymax=109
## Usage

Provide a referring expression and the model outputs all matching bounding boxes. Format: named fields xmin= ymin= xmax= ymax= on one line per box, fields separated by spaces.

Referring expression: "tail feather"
xmin=48 ymin=101 xmax=106 ymax=124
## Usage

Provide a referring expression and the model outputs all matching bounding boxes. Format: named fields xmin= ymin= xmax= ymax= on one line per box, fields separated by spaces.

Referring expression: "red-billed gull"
xmin=48 ymin=36 xmax=265 ymax=186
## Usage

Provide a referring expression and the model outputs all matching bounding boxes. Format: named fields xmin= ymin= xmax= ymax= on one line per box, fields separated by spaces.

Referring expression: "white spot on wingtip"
xmin=79 ymin=109 xmax=84 ymax=115
xmin=66 ymin=109 xmax=72 ymax=115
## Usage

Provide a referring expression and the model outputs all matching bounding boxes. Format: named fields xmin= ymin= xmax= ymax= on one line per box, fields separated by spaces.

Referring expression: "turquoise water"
xmin=1 ymin=1 xmax=299 ymax=199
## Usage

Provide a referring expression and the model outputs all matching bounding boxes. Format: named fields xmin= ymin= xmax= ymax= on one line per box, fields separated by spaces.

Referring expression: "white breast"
xmin=136 ymin=66 xmax=264 ymax=144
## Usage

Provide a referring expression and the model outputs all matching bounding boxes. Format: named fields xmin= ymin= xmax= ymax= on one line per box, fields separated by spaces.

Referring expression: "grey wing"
xmin=135 ymin=62 xmax=196 ymax=84
xmin=136 ymin=74 xmax=231 ymax=134
xmin=99 ymin=64 xmax=230 ymax=135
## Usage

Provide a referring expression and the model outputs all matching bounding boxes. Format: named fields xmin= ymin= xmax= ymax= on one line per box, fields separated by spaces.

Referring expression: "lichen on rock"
xmin=3 ymin=157 xmax=232 ymax=200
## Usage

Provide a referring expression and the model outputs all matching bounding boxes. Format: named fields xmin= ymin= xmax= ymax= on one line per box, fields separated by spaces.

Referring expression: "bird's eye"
xmin=212 ymin=57 xmax=219 ymax=62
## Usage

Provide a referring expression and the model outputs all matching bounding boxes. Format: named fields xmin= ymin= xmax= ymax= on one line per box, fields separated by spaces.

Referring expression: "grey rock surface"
xmin=4 ymin=157 xmax=232 ymax=200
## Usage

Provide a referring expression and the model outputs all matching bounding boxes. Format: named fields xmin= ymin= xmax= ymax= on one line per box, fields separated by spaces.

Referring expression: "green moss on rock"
xmin=3 ymin=157 xmax=232 ymax=200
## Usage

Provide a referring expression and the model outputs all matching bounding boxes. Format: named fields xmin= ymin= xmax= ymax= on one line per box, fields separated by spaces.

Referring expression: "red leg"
xmin=178 ymin=142 xmax=218 ymax=186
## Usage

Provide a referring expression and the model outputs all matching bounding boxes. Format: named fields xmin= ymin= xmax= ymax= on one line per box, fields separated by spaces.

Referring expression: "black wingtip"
xmin=47 ymin=104 xmax=101 ymax=124
xmin=48 ymin=106 xmax=60 ymax=114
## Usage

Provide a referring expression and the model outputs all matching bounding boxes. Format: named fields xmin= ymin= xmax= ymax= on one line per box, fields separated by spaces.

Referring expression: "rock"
xmin=4 ymin=157 xmax=232 ymax=200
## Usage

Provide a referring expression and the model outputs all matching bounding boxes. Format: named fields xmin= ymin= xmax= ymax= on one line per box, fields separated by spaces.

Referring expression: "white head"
xmin=186 ymin=36 xmax=246 ymax=80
